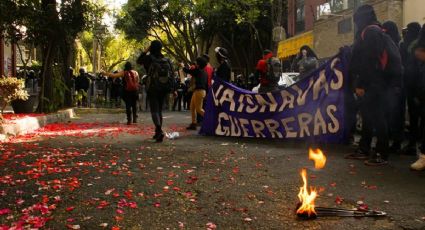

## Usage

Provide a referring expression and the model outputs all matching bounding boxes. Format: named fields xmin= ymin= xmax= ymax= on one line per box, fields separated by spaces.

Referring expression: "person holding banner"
xmin=183 ymin=57 xmax=208 ymax=130
xmin=255 ymin=49 xmax=280 ymax=93
xmin=214 ymin=47 xmax=231 ymax=82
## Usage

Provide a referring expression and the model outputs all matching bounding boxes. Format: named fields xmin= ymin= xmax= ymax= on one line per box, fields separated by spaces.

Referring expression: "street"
xmin=0 ymin=111 xmax=424 ymax=229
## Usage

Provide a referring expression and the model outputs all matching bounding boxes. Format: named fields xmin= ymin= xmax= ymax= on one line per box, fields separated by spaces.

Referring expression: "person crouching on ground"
xmin=411 ymin=24 xmax=425 ymax=171
xmin=102 ymin=62 xmax=140 ymax=125
xmin=183 ymin=57 xmax=208 ymax=130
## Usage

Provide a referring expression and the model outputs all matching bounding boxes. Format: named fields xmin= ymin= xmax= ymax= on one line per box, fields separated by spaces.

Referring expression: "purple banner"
xmin=200 ymin=50 xmax=349 ymax=143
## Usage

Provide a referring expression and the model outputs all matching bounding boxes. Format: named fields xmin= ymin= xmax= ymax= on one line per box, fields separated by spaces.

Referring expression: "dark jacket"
xmin=183 ymin=67 xmax=208 ymax=91
xmin=75 ymin=74 xmax=90 ymax=91
xmin=215 ymin=60 xmax=231 ymax=82
xmin=351 ymin=6 xmax=401 ymax=90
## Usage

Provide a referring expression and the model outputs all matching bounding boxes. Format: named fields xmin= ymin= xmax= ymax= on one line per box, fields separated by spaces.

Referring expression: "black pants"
xmin=173 ymin=93 xmax=183 ymax=111
xmin=123 ymin=91 xmax=138 ymax=122
xmin=406 ymin=89 xmax=421 ymax=147
xmin=148 ymin=91 xmax=167 ymax=135
xmin=183 ymin=92 xmax=192 ymax=110
xmin=387 ymin=87 xmax=405 ymax=146
xmin=359 ymin=88 xmax=389 ymax=158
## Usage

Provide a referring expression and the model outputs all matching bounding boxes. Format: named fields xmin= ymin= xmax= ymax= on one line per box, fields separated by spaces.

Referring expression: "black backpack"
xmin=361 ymin=25 xmax=402 ymax=78
xmin=147 ymin=56 xmax=174 ymax=93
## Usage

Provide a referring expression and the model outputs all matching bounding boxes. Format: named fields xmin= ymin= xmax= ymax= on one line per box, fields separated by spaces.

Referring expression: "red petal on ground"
xmin=0 ymin=209 xmax=11 ymax=215
xmin=335 ymin=196 xmax=344 ymax=205
xmin=66 ymin=206 xmax=75 ymax=212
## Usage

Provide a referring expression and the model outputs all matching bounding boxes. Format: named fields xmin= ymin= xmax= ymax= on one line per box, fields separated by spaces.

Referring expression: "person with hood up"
xmin=256 ymin=49 xmax=279 ymax=93
xmin=399 ymin=22 xmax=422 ymax=155
xmin=137 ymin=40 xmax=175 ymax=143
xmin=410 ymin=24 xmax=425 ymax=171
xmin=345 ymin=5 xmax=402 ymax=166
xmin=214 ymin=47 xmax=231 ymax=82
xmin=382 ymin=21 xmax=404 ymax=153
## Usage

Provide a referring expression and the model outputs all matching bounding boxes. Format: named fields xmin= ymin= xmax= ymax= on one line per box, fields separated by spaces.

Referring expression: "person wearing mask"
xmin=137 ymin=40 xmax=175 ymax=142
xmin=292 ymin=45 xmax=319 ymax=76
xmin=214 ymin=47 xmax=231 ymax=82
xmin=400 ymin=22 xmax=422 ymax=155
xmin=345 ymin=5 xmax=402 ymax=166
xmin=256 ymin=49 xmax=279 ymax=93
xmin=183 ymin=57 xmax=208 ymax=130
xmin=102 ymin=62 xmax=140 ymax=125
xmin=410 ymin=24 xmax=425 ymax=171
xmin=382 ymin=21 xmax=404 ymax=153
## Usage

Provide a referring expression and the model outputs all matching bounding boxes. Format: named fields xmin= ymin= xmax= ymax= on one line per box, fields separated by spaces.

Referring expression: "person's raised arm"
xmin=102 ymin=70 xmax=125 ymax=78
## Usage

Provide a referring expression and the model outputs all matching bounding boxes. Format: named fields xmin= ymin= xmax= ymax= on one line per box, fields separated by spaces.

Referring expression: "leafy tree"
xmin=0 ymin=0 xmax=95 ymax=112
xmin=116 ymin=0 xmax=201 ymax=63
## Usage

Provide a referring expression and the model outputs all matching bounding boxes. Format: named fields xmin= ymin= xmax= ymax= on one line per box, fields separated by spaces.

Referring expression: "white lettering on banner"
xmin=219 ymin=89 xmax=236 ymax=111
xmin=278 ymin=90 xmax=295 ymax=111
xmin=245 ymin=94 xmax=258 ymax=114
xmin=213 ymin=85 xmax=224 ymax=106
xmin=327 ymin=105 xmax=339 ymax=133
xmin=330 ymin=58 xmax=344 ymax=90
xmin=255 ymin=93 xmax=278 ymax=112
xmin=291 ymin=78 xmax=314 ymax=106
xmin=313 ymin=70 xmax=329 ymax=101
xmin=214 ymin=104 xmax=340 ymax=138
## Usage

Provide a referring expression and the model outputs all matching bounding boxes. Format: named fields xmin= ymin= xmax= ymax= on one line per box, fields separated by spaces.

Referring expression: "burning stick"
xmin=296 ymin=168 xmax=317 ymax=219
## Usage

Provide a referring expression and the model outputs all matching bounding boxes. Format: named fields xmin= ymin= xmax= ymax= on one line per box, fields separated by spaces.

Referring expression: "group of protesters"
xmin=343 ymin=5 xmax=425 ymax=170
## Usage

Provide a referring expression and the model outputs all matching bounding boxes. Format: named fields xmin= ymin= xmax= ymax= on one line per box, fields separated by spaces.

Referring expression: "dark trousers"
xmin=148 ymin=91 xmax=167 ymax=135
xmin=123 ymin=91 xmax=138 ymax=122
xmin=173 ymin=93 xmax=183 ymax=111
xmin=407 ymin=90 xmax=421 ymax=147
xmin=359 ymin=88 xmax=389 ymax=158
xmin=387 ymin=87 xmax=405 ymax=146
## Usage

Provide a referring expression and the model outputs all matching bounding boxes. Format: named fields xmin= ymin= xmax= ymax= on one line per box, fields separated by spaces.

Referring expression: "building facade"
xmin=0 ymin=37 xmax=17 ymax=77
xmin=280 ymin=0 xmax=420 ymax=60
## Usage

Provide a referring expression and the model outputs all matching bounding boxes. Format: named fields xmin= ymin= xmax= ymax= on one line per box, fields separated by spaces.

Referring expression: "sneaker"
xmin=410 ymin=154 xmax=425 ymax=171
xmin=344 ymin=149 xmax=369 ymax=160
xmin=186 ymin=123 xmax=197 ymax=130
xmin=364 ymin=153 xmax=388 ymax=166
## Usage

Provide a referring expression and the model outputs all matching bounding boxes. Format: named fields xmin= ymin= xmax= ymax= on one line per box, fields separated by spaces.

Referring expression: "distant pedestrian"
xmin=183 ymin=57 xmax=208 ymax=130
xmin=173 ymin=77 xmax=185 ymax=111
xmin=102 ymin=62 xmax=140 ymax=125
xmin=400 ymin=22 xmax=422 ymax=155
xmin=75 ymin=68 xmax=90 ymax=107
xmin=214 ymin=47 xmax=231 ymax=82
xmin=137 ymin=40 xmax=175 ymax=142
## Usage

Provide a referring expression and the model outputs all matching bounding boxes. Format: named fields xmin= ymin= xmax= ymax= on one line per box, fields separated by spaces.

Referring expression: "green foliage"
xmin=0 ymin=77 xmax=29 ymax=114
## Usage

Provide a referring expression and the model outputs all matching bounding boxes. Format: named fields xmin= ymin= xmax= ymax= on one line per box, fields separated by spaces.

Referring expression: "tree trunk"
xmin=37 ymin=39 xmax=57 ymax=113
xmin=61 ymin=39 xmax=74 ymax=108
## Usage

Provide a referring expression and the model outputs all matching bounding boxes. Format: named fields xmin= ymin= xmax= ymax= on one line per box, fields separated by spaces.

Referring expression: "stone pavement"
xmin=0 ymin=111 xmax=424 ymax=229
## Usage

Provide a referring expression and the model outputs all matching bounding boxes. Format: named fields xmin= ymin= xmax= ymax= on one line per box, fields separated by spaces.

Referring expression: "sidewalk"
xmin=0 ymin=108 xmax=75 ymax=141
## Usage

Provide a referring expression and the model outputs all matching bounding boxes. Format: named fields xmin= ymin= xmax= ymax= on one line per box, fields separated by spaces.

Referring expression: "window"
xmin=338 ymin=17 xmax=352 ymax=34
xmin=295 ymin=0 xmax=305 ymax=33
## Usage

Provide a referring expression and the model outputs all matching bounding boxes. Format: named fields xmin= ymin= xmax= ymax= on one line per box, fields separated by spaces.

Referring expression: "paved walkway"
xmin=0 ymin=111 xmax=424 ymax=229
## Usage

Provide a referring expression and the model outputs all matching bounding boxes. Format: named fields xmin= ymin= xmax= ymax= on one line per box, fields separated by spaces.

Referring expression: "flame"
xmin=309 ymin=148 xmax=326 ymax=169
xmin=296 ymin=168 xmax=317 ymax=217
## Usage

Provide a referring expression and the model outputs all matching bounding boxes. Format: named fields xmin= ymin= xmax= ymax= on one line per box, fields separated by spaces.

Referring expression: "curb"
xmin=0 ymin=109 xmax=75 ymax=141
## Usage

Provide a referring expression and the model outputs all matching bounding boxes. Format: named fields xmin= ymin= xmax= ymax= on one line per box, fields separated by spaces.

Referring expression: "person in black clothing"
xmin=382 ymin=21 xmax=404 ymax=152
xmin=183 ymin=57 xmax=208 ymax=130
xmin=410 ymin=24 xmax=425 ymax=170
xmin=173 ymin=77 xmax=185 ymax=111
xmin=346 ymin=5 xmax=402 ymax=166
xmin=400 ymin=22 xmax=422 ymax=155
xmin=137 ymin=40 xmax=174 ymax=142
xmin=102 ymin=62 xmax=140 ymax=125
xmin=183 ymin=77 xmax=191 ymax=110
xmin=214 ymin=47 xmax=231 ymax=82
xmin=75 ymin=68 xmax=90 ymax=107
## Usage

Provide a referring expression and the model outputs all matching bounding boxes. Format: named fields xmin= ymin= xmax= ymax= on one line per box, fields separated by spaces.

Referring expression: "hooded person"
xmin=345 ymin=4 xmax=399 ymax=166
xmin=137 ymin=40 xmax=175 ymax=143
xmin=410 ymin=24 xmax=425 ymax=171
xmin=256 ymin=49 xmax=279 ymax=93
xmin=381 ymin=21 xmax=405 ymax=152
xmin=214 ymin=47 xmax=231 ymax=82
xmin=400 ymin=22 xmax=423 ymax=155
